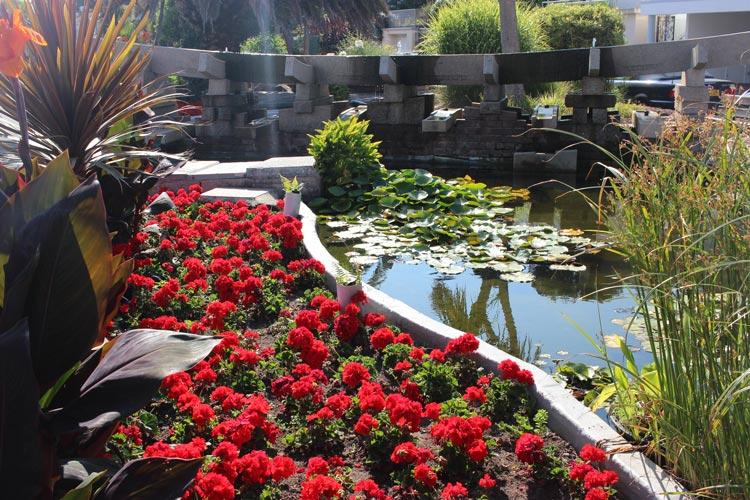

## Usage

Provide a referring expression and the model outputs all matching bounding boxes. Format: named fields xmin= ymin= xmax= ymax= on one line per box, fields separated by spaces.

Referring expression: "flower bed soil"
xmin=107 ymin=184 xmax=621 ymax=500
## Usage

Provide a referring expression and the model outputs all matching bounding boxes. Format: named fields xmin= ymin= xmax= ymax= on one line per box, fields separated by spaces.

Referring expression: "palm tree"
xmin=498 ymin=0 xmax=525 ymax=102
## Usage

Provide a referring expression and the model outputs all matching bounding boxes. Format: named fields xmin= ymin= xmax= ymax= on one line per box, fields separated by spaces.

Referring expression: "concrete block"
xmin=383 ymin=84 xmax=417 ymax=102
xmin=581 ymin=77 xmax=606 ymax=95
xmin=531 ymin=104 xmax=558 ymax=128
xmin=674 ymin=84 xmax=709 ymax=102
xmin=483 ymin=84 xmax=503 ymax=102
xmin=462 ymin=106 xmax=481 ymax=120
xmin=202 ymin=94 xmax=249 ymax=107
xmin=198 ymin=52 xmax=226 ymax=79
xmin=285 ymin=57 xmax=315 ymax=84
xmin=199 ymin=121 xmax=233 ymax=138
xmin=278 ymin=105 xmax=336 ymax=132
xmin=233 ymin=112 xmax=247 ymax=127
xmin=207 ymin=79 xmax=245 ymax=95
xmin=422 ymin=108 xmax=461 ymax=133
xmin=513 ymin=150 xmax=577 ymax=173
xmin=692 ymin=43 xmax=708 ymax=69
xmin=293 ymin=96 xmax=334 ymax=114
xmin=632 ymin=110 xmax=667 ymax=139
xmin=588 ymin=48 xmax=601 ymax=77
xmin=573 ymin=108 xmax=588 ymax=124
xmin=591 ymin=108 xmax=609 ymax=124
xmin=201 ymin=188 xmax=277 ymax=206
xmin=483 ymin=55 xmax=500 ymax=84
xmin=295 ymin=83 xmax=330 ymax=101
xmin=201 ymin=106 xmax=217 ymax=121
xmin=368 ymin=97 xmax=428 ymax=125
xmin=217 ymin=107 xmax=233 ymax=121
xmin=565 ymin=93 xmax=616 ymax=109
xmin=681 ymin=69 xmax=705 ymax=87
xmin=379 ymin=56 xmax=399 ymax=84
xmin=480 ymin=101 xmax=507 ymax=114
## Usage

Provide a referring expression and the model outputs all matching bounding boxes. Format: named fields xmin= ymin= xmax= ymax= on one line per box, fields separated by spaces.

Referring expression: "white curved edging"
xmin=300 ymin=202 xmax=688 ymax=500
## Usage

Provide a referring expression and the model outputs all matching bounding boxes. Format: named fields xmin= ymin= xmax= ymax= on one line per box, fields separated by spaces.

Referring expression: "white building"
xmin=609 ymin=0 xmax=750 ymax=82
xmin=381 ymin=8 xmax=428 ymax=54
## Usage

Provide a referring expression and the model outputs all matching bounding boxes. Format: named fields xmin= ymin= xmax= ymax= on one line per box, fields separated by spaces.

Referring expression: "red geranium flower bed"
xmin=108 ymin=184 xmax=620 ymax=500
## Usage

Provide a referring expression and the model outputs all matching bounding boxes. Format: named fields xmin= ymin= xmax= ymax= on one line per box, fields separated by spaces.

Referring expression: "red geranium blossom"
xmin=515 ymin=433 xmax=545 ymax=465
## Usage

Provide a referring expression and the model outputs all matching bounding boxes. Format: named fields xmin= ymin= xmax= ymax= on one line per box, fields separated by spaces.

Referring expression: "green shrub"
xmin=533 ymin=3 xmax=625 ymax=50
xmin=241 ymin=33 xmax=288 ymax=54
xmin=418 ymin=0 xmax=547 ymax=105
xmin=308 ymin=116 xmax=383 ymax=191
xmin=337 ymin=33 xmax=395 ymax=56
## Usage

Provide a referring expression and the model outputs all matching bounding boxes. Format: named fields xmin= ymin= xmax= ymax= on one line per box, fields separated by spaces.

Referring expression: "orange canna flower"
xmin=0 ymin=9 xmax=46 ymax=78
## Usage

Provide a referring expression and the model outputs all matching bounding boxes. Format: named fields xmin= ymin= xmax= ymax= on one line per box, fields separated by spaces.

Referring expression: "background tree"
xmin=499 ymin=0 xmax=525 ymax=102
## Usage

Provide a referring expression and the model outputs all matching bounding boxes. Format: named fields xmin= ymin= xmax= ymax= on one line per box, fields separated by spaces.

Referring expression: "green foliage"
xmin=381 ymin=342 xmax=414 ymax=370
xmin=241 ymin=33 xmax=288 ymax=54
xmin=411 ymin=359 xmax=460 ymax=402
xmin=308 ymin=116 xmax=383 ymax=191
xmin=337 ymin=33 xmax=395 ymax=56
xmin=418 ymin=0 xmax=547 ymax=104
xmin=532 ymin=3 xmax=625 ymax=50
xmin=0 ymin=153 xmax=219 ymax=496
xmin=280 ymin=174 xmax=304 ymax=193
xmin=598 ymin=114 xmax=750 ymax=496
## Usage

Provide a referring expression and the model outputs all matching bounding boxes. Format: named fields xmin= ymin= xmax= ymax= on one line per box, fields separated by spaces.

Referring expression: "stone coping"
xmin=297 ymin=201 xmax=689 ymax=500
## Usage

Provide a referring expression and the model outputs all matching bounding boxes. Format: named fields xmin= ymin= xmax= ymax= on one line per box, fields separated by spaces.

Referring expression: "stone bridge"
xmin=142 ymin=31 xmax=750 ymax=173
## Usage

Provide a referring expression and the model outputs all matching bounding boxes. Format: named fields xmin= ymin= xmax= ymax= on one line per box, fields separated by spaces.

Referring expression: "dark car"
xmin=613 ymin=72 xmax=734 ymax=109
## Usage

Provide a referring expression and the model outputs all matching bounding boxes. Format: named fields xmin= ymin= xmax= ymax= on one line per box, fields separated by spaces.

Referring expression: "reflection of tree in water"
xmin=429 ymin=278 xmax=539 ymax=363
xmin=528 ymin=255 xmax=628 ymax=303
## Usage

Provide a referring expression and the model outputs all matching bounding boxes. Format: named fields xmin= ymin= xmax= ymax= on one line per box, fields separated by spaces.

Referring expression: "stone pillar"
xmin=196 ymin=79 xmax=252 ymax=140
xmin=565 ymin=49 xmax=615 ymax=126
xmin=278 ymin=57 xmax=335 ymax=132
xmin=674 ymin=44 xmax=709 ymax=117
xmin=480 ymin=55 xmax=508 ymax=114
xmin=367 ymin=56 xmax=433 ymax=125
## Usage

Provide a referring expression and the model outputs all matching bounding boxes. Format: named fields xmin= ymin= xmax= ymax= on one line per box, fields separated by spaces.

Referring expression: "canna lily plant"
xmin=0 ymin=152 xmax=221 ymax=499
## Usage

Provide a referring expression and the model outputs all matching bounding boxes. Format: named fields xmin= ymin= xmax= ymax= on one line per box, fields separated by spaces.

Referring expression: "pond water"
xmin=320 ymin=168 xmax=654 ymax=372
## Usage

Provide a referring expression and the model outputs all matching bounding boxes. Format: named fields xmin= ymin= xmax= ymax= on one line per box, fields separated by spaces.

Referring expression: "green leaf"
xmin=4 ymin=175 xmax=112 ymax=388
xmin=331 ymin=199 xmax=353 ymax=212
xmin=380 ymin=196 xmax=402 ymax=209
xmin=414 ymin=171 xmax=434 ymax=186
xmin=97 ymin=458 xmax=202 ymax=500
xmin=306 ymin=197 xmax=328 ymax=209
xmin=408 ymin=190 xmax=429 ymax=201
xmin=49 ymin=330 xmax=221 ymax=433
xmin=327 ymin=186 xmax=347 ymax=197
xmin=0 ymin=320 xmax=41 ymax=498
xmin=60 ymin=470 xmax=108 ymax=500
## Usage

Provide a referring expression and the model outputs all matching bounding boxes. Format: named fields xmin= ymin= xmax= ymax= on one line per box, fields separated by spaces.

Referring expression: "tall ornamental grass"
xmin=603 ymin=112 xmax=750 ymax=498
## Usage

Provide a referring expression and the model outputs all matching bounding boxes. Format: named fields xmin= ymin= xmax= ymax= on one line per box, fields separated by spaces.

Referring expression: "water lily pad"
xmin=489 ymin=261 xmax=524 ymax=273
xmin=350 ymin=255 xmax=380 ymax=266
xmin=559 ymin=229 xmax=585 ymax=236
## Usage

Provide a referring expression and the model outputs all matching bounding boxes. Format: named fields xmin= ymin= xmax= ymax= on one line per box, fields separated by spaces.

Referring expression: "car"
xmin=613 ymin=72 xmax=734 ymax=109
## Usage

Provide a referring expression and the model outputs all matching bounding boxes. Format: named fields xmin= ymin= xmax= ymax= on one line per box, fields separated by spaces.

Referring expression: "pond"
xmin=319 ymin=168 xmax=654 ymax=372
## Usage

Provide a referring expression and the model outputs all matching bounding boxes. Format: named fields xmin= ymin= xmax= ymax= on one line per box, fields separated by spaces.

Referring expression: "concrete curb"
xmin=299 ymin=202 xmax=689 ymax=500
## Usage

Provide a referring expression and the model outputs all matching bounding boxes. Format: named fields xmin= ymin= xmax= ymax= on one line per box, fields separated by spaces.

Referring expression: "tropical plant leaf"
xmin=0 ymin=320 xmax=41 ymax=499
xmin=96 ymin=457 xmax=202 ymax=500
xmin=0 ymin=152 xmax=79 ymax=308
xmin=49 ymin=329 xmax=221 ymax=433
xmin=59 ymin=469 xmax=108 ymax=500
xmin=10 ymin=175 xmax=111 ymax=388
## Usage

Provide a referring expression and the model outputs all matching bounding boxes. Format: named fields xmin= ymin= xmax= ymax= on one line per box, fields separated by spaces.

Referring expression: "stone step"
xmin=200 ymin=187 xmax=278 ymax=206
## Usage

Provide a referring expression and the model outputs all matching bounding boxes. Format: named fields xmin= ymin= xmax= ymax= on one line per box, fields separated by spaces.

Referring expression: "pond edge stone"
xmin=298 ymin=201 xmax=689 ymax=500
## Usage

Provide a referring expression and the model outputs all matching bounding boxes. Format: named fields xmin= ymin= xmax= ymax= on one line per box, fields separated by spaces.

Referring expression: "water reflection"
xmin=318 ymin=171 xmax=651 ymax=370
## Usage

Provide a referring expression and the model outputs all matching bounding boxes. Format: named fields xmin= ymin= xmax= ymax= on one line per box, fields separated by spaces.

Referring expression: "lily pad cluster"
xmin=314 ymin=168 xmax=604 ymax=279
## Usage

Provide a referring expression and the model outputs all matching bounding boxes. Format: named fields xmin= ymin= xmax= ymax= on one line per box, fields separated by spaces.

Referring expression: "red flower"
xmin=300 ymin=339 xmax=329 ymax=369
xmin=423 ymin=402 xmax=442 ymax=420
xmin=390 ymin=442 xmax=434 ymax=465
xmin=429 ymin=349 xmax=445 ymax=362
xmin=569 ymin=462 xmax=595 ymax=481
xmin=261 ymin=249 xmax=283 ymax=261
xmin=271 ymin=455 xmax=296 ymax=482
xmin=287 ymin=326 xmax=315 ymax=350
xmin=354 ymin=479 xmax=388 ymax=499
xmin=479 ymin=473 xmax=496 ymax=489
xmin=300 ymin=475 xmax=343 ymax=500
xmin=583 ymin=470 xmax=619 ymax=490
xmin=306 ymin=456 xmax=329 ymax=477
xmin=441 ymin=482 xmax=468 ymax=499
xmin=586 ymin=488 xmax=612 ymax=500
xmin=414 ymin=463 xmax=438 ymax=487
xmin=342 ymin=362 xmax=370 ymax=387
xmin=385 ymin=393 xmax=423 ymax=432
xmin=354 ymin=413 xmax=379 ymax=435
xmin=193 ymin=471 xmax=235 ymax=500
xmin=515 ymin=433 xmax=545 ymax=465
xmin=358 ymin=381 xmax=386 ymax=413
xmin=467 ymin=439 xmax=488 ymax=462
xmin=370 ymin=327 xmax=395 ymax=350
xmin=463 ymin=386 xmax=487 ymax=404
xmin=445 ymin=332 xmax=480 ymax=355
xmin=238 ymin=450 xmax=271 ymax=485
xmin=362 ymin=312 xmax=386 ymax=326
xmin=580 ymin=444 xmax=607 ymax=463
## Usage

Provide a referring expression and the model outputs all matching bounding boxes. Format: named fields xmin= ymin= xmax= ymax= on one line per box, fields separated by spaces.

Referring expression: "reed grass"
xmin=602 ymin=111 xmax=750 ymax=498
